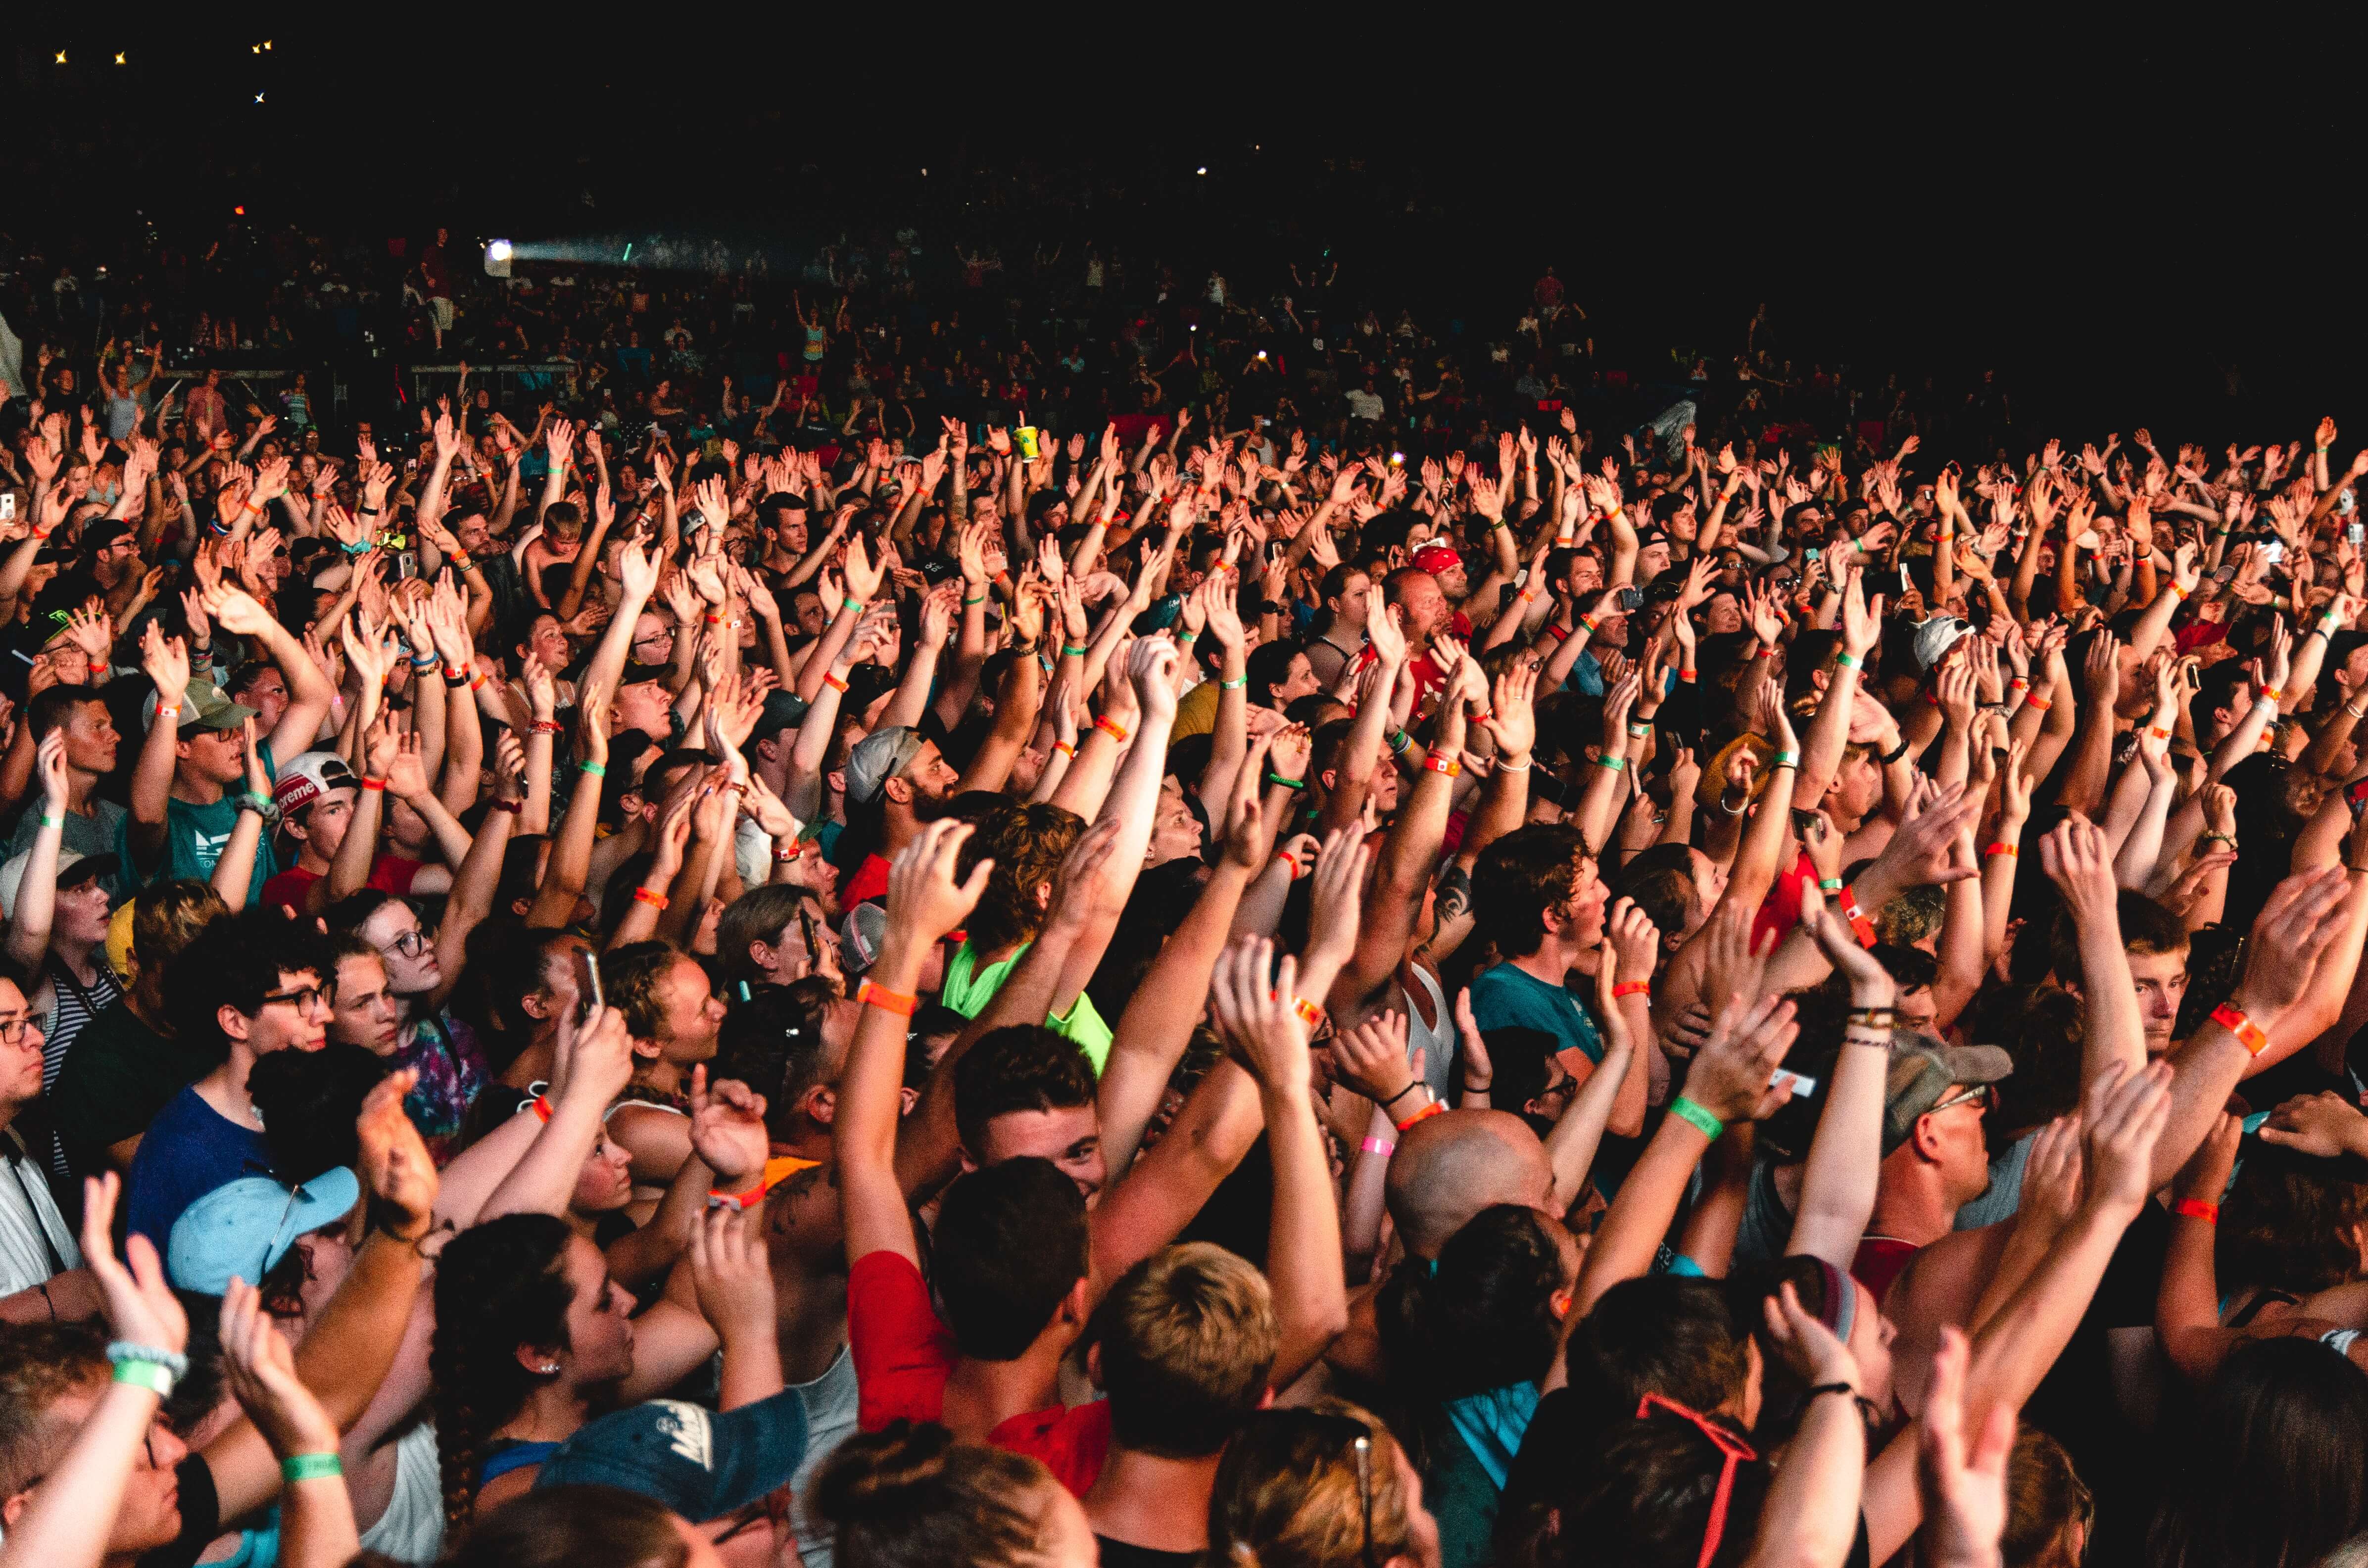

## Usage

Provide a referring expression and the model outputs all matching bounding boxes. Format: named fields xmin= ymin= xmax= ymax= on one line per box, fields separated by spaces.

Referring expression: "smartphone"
xmin=2350 ymin=522 xmax=2364 ymax=547
xmin=574 ymin=946 xmax=604 ymax=1024
xmin=1900 ymin=564 xmax=1912 ymax=591
xmin=1804 ymin=546 xmax=1821 ymax=561
xmin=2342 ymin=489 xmax=2358 ymax=517
xmin=0 ymin=494 xmax=13 ymax=522
xmin=1617 ymin=586 xmax=1643 ymax=612
xmin=2264 ymin=539 xmax=2287 ymax=564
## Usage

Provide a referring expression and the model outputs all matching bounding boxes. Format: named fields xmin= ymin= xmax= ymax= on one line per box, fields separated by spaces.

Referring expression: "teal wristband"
xmin=1669 ymin=1096 xmax=1724 ymax=1141
xmin=1835 ymin=652 xmax=1861 ymax=671
xmin=843 ymin=596 xmax=864 ymax=613
xmin=580 ymin=761 xmax=607 ymax=779
xmin=1063 ymin=643 xmax=1088 ymax=657
xmin=1771 ymin=750 xmax=1800 ymax=770
xmin=1221 ymin=675 xmax=1247 ymax=690
xmin=112 ymin=1360 xmax=174 ymax=1396
xmin=1597 ymin=755 xmax=1627 ymax=772
xmin=281 ymin=1453 xmax=343 ymax=1482
xmin=1819 ymin=878 xmax=1843 ymax=893
xmin=1178 ymin=628 xmax=1200 ymax=642
xmin=37 ymin=813 xmax=61 ymax=830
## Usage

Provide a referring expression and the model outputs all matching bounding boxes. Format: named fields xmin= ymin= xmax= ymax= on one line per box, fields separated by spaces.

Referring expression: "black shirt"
xmin=1095 ymin=1538 xmax=1197 ymax=1568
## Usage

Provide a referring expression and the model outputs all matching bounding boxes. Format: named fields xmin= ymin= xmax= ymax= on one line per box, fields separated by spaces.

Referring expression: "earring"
xmin=539 ymin=1363 xmax=560 ymax=1375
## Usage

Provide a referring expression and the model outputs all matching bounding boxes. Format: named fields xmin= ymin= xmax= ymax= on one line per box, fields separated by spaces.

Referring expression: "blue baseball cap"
xmin=533 ymin=1390 xmax=809 ymax=1522
xmin=167 ymin=1169 xmax=361 ymax=1296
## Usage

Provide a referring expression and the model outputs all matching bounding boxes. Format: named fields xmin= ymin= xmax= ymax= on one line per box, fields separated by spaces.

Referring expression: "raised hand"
xmin=886 ymin=819 xmax=993 ymax=949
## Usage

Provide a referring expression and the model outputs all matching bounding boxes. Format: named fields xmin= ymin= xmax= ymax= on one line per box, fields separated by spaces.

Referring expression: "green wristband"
xmin=1771 ymin=750 xmax=1800 ymax=770
xmin=1266 ymin=774 xmax=1306 ymax=790
xmin=1819 ymin=878 xmax=1843 ymax=892
xmin=1835 ymin=652 xmax=1861 ymax=671
xmin=1669 ymin=1095 xmax=1724 ymax=1142
xmin=580 ymin=761 xmax=607 ymax=779
xmin=1063 ymin=643 xmax=1088 ymax=657
xmin=1178 ymin=628 xmax=1199 ymax=642
xmin=281 ymin=1453 xmax=343 ymax=1482
xmin=37 ymin=813 xmax=62 ymax=830
xmin=843 ymin=595 xmax=864 ymax=613
xmin=963 ymin=594 xmax=985 ymax=606
xmin=1221 ymin=675 xmax=1247 ymax=690
xmin=112 ymin=1360 xmax=174 ymax=1396
xmin=1597 ymin=755 xmax=1627 ymax=772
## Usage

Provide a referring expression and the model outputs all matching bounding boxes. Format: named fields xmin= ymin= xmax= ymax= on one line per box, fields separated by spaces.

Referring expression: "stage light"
xmin=115 ymin=52 xmax=126 ymax=64
xmin=484 ymin=239 xmax=514 ymax=279
xmin=54 ymin=52 xmax=65 ymax=64
xmin=1196 ymin=166 xmax=1208 ymax=176
xmin=234 ymin=205 xmax=246 ymax=216
xmin=254 ymin=93 xmax=265 ymax=103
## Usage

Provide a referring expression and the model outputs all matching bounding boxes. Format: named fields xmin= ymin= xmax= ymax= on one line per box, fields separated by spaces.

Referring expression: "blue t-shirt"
xmin=127 ymin=741 xmax=280 ymax=906
xmin=1466 ymin=961 xmax=1605 ymax=1063
xmin=124 ymin=1085 xmax=272 ymax=1248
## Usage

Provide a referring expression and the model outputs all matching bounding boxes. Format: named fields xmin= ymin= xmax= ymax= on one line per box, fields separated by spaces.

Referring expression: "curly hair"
xmin=1471 ymin=823 xmax=1592 ymax=960
xmin=598 ymin=939 xmax=686 ymax=1044
xmin=2219 ymin=1140 xmax=2368 ymax=1296
xmin=814 ymin=1420 xmax=1054 ymax=1568
xmin=956 ymin=800 xmax=1085 ymax=956
xmin=430 ymin=1214 xmax=576 ymax=1529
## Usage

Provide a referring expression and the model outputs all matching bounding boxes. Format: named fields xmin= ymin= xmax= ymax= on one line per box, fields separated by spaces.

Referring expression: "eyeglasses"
xmin=261 ymin=982 xmax=337 ymax=1013
xmin=384 ymin=927 xmax=431 ymax=958
xmin=0 ymin=1017 xmax=37 ymax=1048
xmin=1929 ymin=1082 xmax=1994 ymax=1117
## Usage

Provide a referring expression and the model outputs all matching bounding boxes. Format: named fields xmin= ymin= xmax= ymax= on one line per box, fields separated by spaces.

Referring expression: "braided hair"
xmin=430 ymin=1213 xmax=575 ymax=1529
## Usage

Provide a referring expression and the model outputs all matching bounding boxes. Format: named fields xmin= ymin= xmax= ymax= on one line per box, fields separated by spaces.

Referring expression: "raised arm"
xmin=1784 ymin=885 xmax=1898 ymax=1270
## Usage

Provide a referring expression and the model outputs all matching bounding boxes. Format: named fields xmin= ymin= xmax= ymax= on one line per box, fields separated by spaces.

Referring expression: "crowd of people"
xmin=0 ymin=223 xmax=2363 ymax=1568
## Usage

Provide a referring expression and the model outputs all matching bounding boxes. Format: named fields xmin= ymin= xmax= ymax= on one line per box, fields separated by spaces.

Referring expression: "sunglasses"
xmin=1269 ymin=1411 xmax=1381 ymax=1568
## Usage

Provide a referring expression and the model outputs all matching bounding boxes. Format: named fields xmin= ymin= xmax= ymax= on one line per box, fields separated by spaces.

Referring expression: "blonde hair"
xmin=1208 ymin=1400 xmax=1418 ymax=1568
xmin=1097 ymin=1243 xmax=1278 ymax=1458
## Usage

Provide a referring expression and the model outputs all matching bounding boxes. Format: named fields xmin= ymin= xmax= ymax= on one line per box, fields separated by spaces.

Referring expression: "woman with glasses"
xmin=1206 ymin=1400 xmax=1440 ymax=1568
xmin=331 ymin=890 xmax=487 ymax=1165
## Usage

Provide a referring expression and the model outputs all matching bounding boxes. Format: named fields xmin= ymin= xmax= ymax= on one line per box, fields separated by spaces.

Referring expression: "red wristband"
xmin=2172 ymin=1198 xmax=2219 ymax=1224
xmin=632 ymin=886 xmax=669 ymax=910
xmin=1837 ymin=885 xmax=1878 ymax=948
xmin=2025 ymin=695 xmax=2052 ymax=712
xmin=2210 ymin=1001 xmax=2270 ymax=1056
xmin=1394 ymin=1099 xmax=1448 ymax=1134
xmin=532 ymin=1094 xmax=553 ymax=1124
xmin=1611 ymin=981 xmax=1650 ymax=999
xmin=1095 ymin=715 xmax=1131 ymax=743
xmin=360 ymin=777 xmax=388 ymax=792
xmin=707 ymin=1180 xmax=769 ymax=1211
xmin=1424 ymin=754 xmax=1460 ymax=777
xmin=1984 ymin=843 xmax=2017 ymax=859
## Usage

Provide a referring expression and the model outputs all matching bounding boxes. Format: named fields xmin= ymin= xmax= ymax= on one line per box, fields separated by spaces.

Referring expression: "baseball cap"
xmin=533 ymin=1391 xmax=809 ymax=1521
xmin=749 ymin=690 xmax=811 ymax=749
xmin=841 ymin=902 xmax=886 ymax=973
xmin=271 ymin=751 xmax=358 ymax=816
xmin=166 ymin=1168 xmax=361 ymax=1296
xmin=0 ymin=847 xmax=117 ymax=921
xmin=143 ymin=675 xmax=256 ymax=734
xmin=844 ymin=725 xmax=924 ymax=807
xmin=1911 ymin=618 xmax=1972 ymax=672
xmin=1410 ymin=543 xmax=1463 ymax=577
xmin=80 ymin=520 xmax=135 ymax=557
xmin=1882 ymin=1038 xmax=2013 ymax=1155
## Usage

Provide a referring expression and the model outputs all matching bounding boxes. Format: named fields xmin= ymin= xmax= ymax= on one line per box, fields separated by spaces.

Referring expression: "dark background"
xmin=6 ymin=18 xmax=2363 ymax=443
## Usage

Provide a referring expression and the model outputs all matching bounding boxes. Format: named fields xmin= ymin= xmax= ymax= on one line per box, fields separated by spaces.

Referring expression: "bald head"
xmin=1385 ymin=1109 xmax=1554 ymax=1258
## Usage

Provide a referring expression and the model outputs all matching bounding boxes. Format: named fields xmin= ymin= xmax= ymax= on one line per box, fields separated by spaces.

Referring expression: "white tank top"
xmin=358 ymin=1419 xmax=445 ymax=1565
xmin=1404 ymin=967 xmax=1454 ymax=1103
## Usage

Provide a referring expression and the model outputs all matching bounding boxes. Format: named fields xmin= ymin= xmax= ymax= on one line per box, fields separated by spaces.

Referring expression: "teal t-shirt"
xmin=939 ymin=939 xmax=1114 ymax=1072
xmin=123 ymin=740 xmax=280 ymax=906
xmin=1464 ymin=960 xmax=1604 ymax=1063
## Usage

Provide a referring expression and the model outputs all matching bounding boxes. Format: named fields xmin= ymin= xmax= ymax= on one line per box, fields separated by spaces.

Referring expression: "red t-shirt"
xmin=1751 ymin=850 xmax=1819 ymax=950
xmin=848 ymin=1251 xmax=1114 ymax=1495
xmin=840 ymin=853 xmax=890 ymax=908
xmin=261 ymin=853 xmax=425 ymax=918
xmin=1852 ymin=1236 xmax=1919 ymax=1305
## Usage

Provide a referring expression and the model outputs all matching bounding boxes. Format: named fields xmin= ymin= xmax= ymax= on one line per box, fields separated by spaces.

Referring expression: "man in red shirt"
xmin=836 ymin=819 xmax=1348 ymax=1506
xmin=1852 ymin=1040 xmax=2011 ymax=1303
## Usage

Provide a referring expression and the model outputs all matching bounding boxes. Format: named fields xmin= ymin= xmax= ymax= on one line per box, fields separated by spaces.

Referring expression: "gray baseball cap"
xmin=844 ymin=725 xmax=924 ymax=807
xmin=1882 ymin=1038 xmax=2013 ymax=1155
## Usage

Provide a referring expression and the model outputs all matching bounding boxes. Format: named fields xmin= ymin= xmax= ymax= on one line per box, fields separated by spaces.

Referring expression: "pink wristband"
xmin=1359 ymin=1136 xmax=1396 ymax=1158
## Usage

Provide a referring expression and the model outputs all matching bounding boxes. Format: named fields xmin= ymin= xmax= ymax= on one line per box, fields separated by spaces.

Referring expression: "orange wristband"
xmin=1424 ymin=754 xmax=1460 ymax=777
xmin=1395 ymin=1099 xmax=1447 ymax=1134
xmin=360 ymin=777 xmax=388 ymax=792
xmin=532 ymin=1094 xmax=553 ymax=1124
xmin=2210 ymin=1001 xmax=2270 ymax=1056
xmin=1984 ymin=843 xmax=2017 ymax=858
xmin=2173 ymin=1198 xmax=2219 ymax=1224
xmin=1095 ymin=715 xmax=1131 ymax=743
xmin=1837 ymin=885 xmax=1878 ymax=948
xmin=1611 ymin=981 xmax=1650 ymax=999
xmin=632 ymin=886 xmax=669 ymax=910
xmin=858 ymin=980 xmax=919 ymax=1017
xmin=822 ymin=672 xmax=849 ymax=693
xmin=1293 ymin=997 xmax=1324 ymax=1027
xmin=2025 ymin=695 xmax=2052 ymax=712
